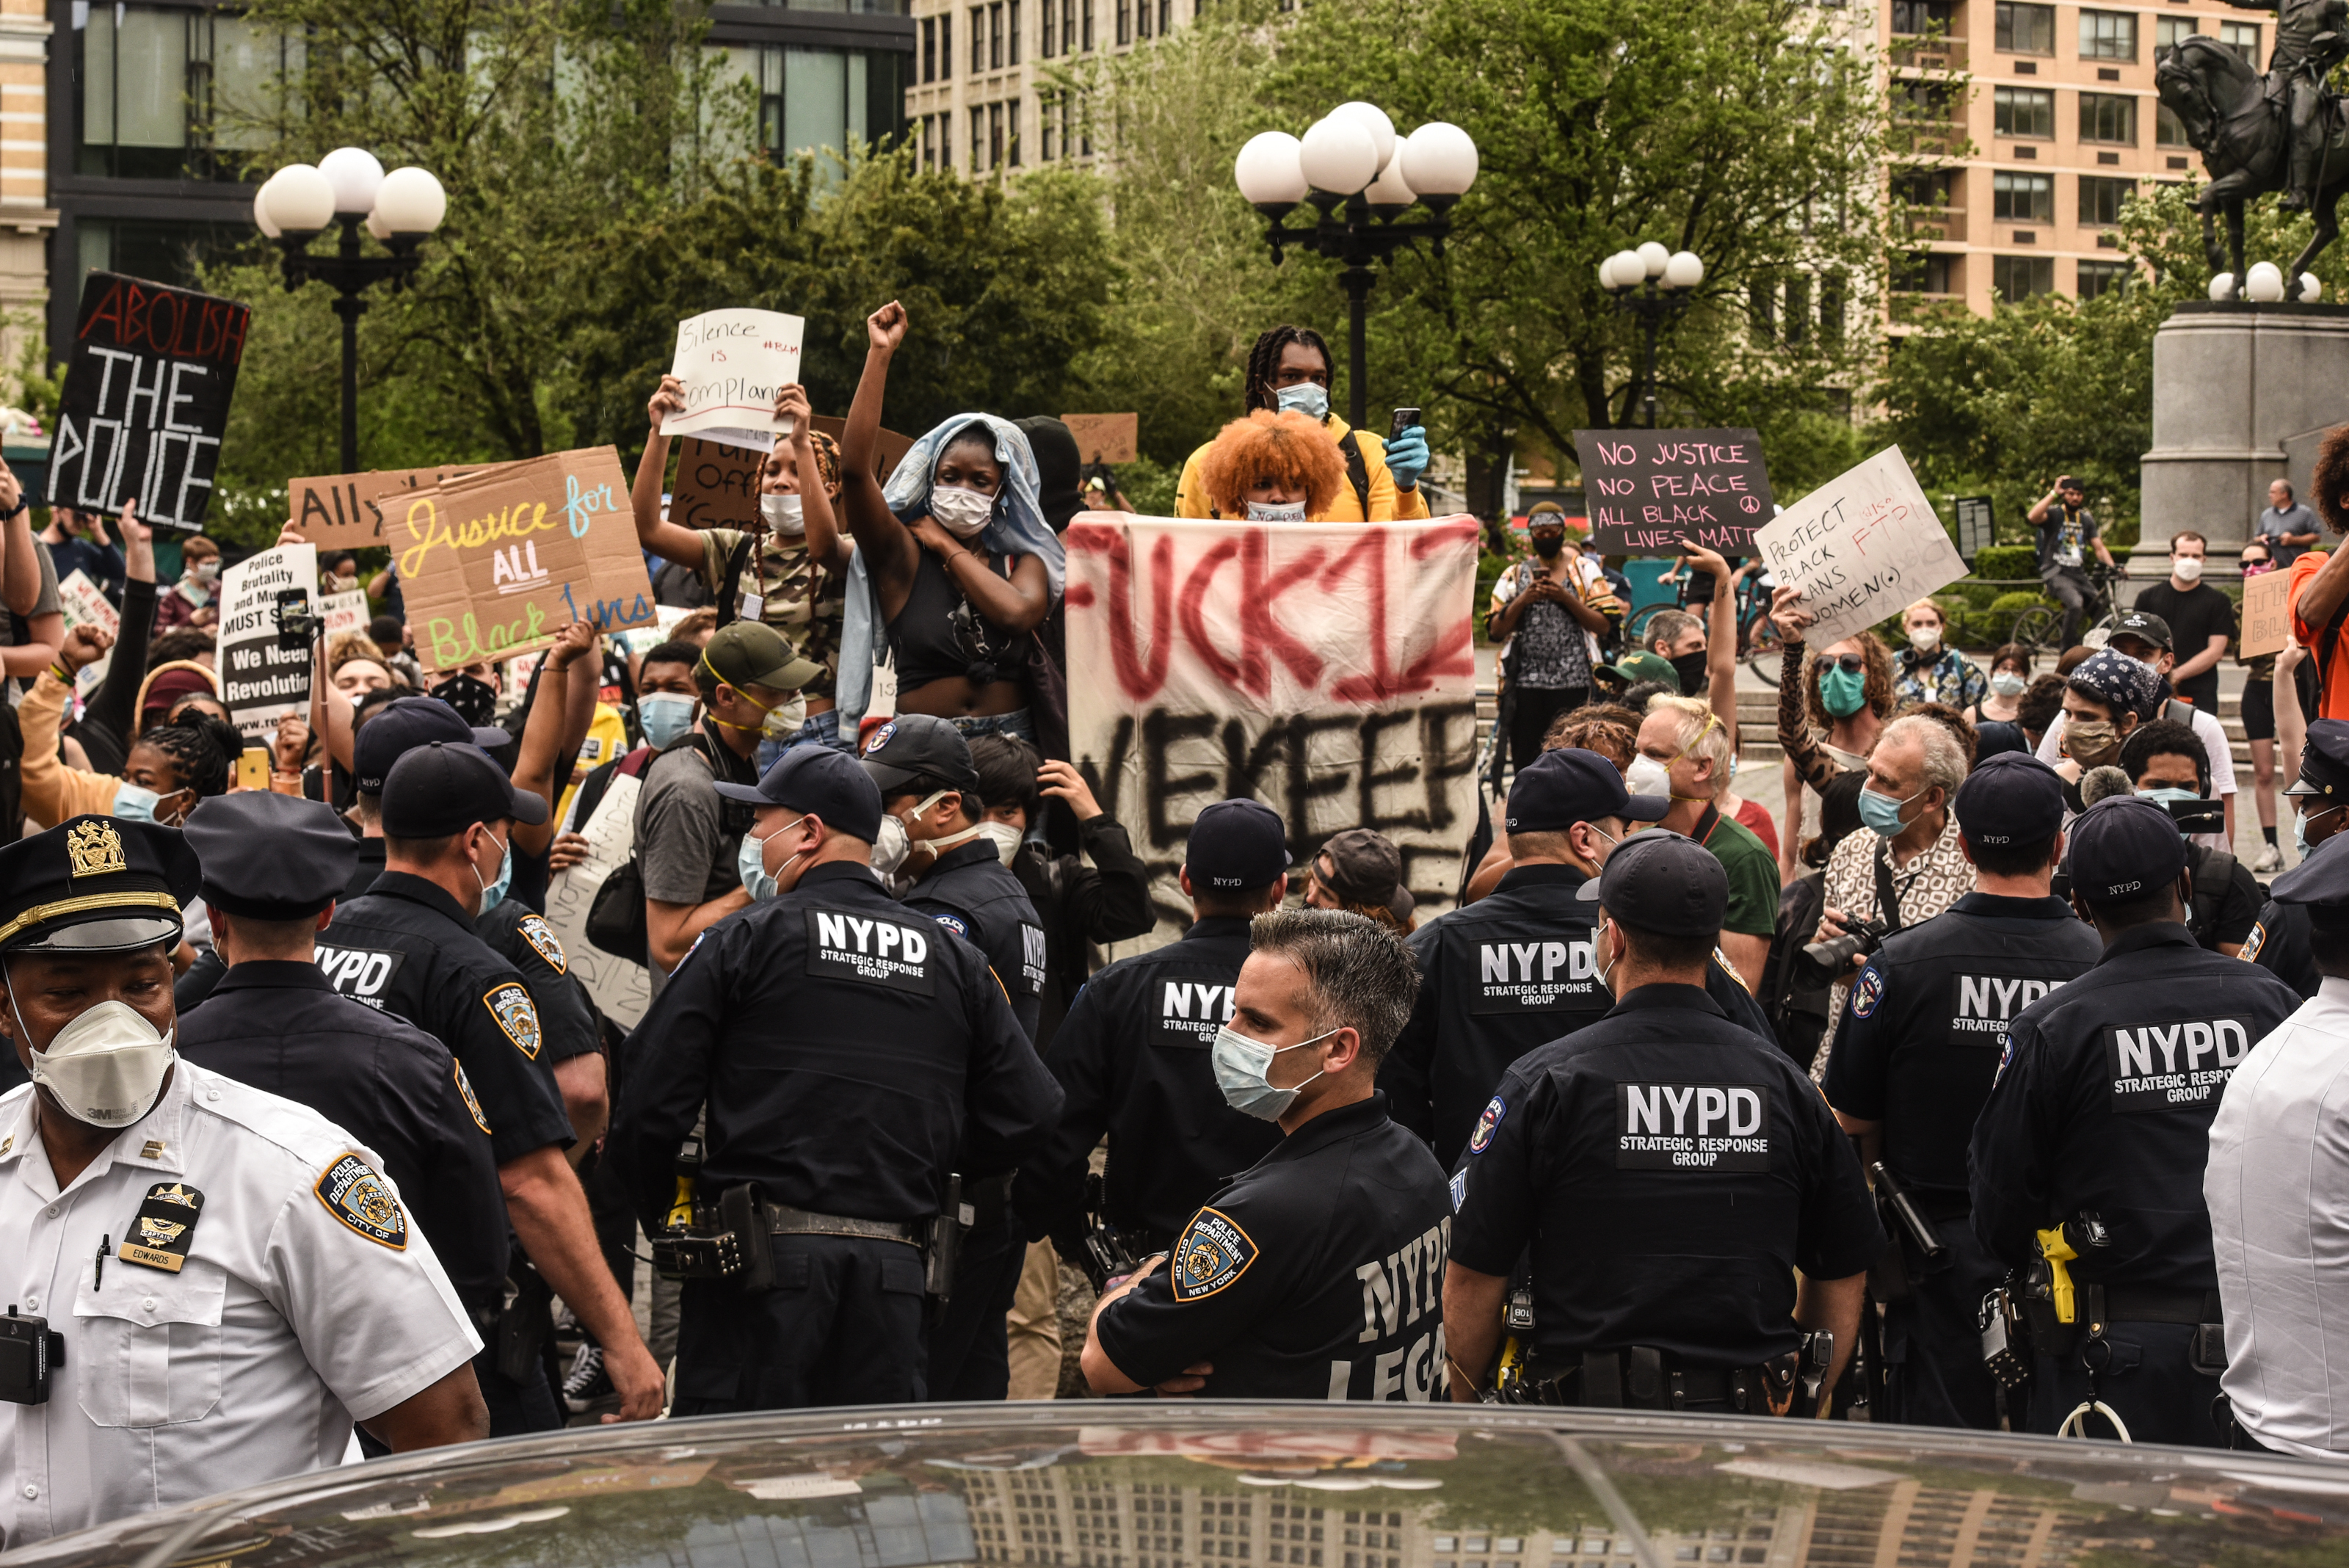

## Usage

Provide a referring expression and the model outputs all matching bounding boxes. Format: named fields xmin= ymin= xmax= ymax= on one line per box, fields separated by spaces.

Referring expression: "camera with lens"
xmin=1801 ymin=915 xmax=1889 ymax=987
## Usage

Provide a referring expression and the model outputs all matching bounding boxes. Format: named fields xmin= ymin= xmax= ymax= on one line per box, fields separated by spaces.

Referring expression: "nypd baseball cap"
xmin=352 ymin=695 xmax=509 ymax=795
xmin=1577 ymin=830 xmax=1727 ymax=933
xmin=2065 ymin=794 xmax=2187 ymax=903
xmin=715 ymin=744 xmax=885 ymax=843
xmin=380 ymin=743 xmax=548 ymax=838
xmin=1953 ymin=752 xmax=2066 ymax=847
xmin=860 ymin=713 xmax=981 ymax=796
xmin=1506 ymin=747 xmax=1668 ymax=834
xmin=184 ymin=794 xmax=357 ymax=919
xmin=1185 ymin=799 xmax=1290 ymax=891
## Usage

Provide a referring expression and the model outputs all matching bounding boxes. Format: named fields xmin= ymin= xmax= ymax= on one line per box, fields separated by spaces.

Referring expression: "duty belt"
xmin=2091 ymin=1285 xmax=2224 ymax=1327
xmin=653 ymin=1202 xmax=923 ymax=1281
xmin=1515 ymin=1346 xmax=1805 ymax=1416
xmin=763 ymin=1202 xmax=921 ymax=1246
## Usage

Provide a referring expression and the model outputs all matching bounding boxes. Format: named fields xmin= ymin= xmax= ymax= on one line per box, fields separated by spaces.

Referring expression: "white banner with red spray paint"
xmin=1064 ymin=514 xmax=1482 ymax=948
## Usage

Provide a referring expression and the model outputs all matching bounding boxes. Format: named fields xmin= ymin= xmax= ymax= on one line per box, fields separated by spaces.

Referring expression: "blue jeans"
xmin=943 ymin=708 xmax=1035 ymax=744
xmin=755 ymin=708 xmax=854 ymax=773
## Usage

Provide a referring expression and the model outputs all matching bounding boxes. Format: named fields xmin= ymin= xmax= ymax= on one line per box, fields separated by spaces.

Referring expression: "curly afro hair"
xmin=1197 ymin=410 xmax=1348 ymax=519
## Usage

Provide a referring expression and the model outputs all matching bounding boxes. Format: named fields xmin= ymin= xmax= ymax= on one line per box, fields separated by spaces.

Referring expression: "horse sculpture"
xmin=2154 ymin=35 xmax=2349 ymax=293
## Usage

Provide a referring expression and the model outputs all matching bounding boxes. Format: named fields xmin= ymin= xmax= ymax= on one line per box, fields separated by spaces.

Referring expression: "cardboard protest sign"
xmin=1575 ymin=427 xmax=1774 ymax=555
xmin=1064 ymin=515 xmax=1481 ymax=948
xmin=392 ymin=446 xmax=655 ymax=674
xmin=217 ymin=541 xmax=317 ymax=743
xmin=2240 ymin=567 xmax=2293 ymax=660
xmin=808 ymin=414 xmax=917 ymax=484
xmin=545 ymin=772 xmax=650 ymax=1028
xmin=1062 ymin=413 xmax=1139 ymax=465
xmin=48 ymin=272 xmax=250 ymax=531
xmin=670 ymin=438 xmax=764 ymax=531
xmin=1754 ymin=446 xmax=1966 ymax=650
xmin=55 ymin=568 xmax=117 ymax=697
xmin=291 ymin=466 xmax=473 ymax=548
xmin=321 ymin=588 xmax=371 ymax=639
xmin=662 ymin=308 xmax=805 ymax=451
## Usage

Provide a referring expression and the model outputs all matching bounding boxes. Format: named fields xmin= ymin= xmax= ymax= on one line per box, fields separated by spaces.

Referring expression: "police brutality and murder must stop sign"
xmin=1574 ymin=428 xmax=1774 ymax=556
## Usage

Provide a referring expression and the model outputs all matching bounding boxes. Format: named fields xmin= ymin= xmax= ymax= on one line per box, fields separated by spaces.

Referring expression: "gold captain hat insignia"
xmin=66 ymin=820 xmax=127 ymax=878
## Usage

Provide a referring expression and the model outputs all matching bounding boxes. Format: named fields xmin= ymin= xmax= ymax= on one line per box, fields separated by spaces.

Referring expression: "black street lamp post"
xmin=1599 ymin=242 xmax=1705 ymax=430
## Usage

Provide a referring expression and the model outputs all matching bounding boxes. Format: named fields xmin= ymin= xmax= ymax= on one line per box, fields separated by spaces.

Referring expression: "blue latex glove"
xmin=1384 ymin=425 xmax=1430 ymax=492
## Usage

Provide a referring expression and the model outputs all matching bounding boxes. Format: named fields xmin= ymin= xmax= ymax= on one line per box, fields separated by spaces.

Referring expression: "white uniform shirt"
xmin=2207 ymin=975 xmax=2349 ymax=1460
xmin=0 ymin=1059 xmax=482 ymax=1546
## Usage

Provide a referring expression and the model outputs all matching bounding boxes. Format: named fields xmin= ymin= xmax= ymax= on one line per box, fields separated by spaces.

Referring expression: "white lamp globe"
xmin=2209 ymin=271 xmax=2237 ymax=301
xmin=261 ymin=164 xmax=335 ymax=233
xmin=2246 ymin=261 xmax=2287 ymax=302
xmin=1233 ymin=131 xmax=1308 ymax=206
xmin=1328 ymin=101 xmax=1398 ymax=174
xmin=1663 ymin=250 xmax=1705 ymax=289
xmin=1609 ymin=250 xmax=1644 ymax=290
xmin=1636 ymin=241 xmax=1671 ymax=279
xmin=2303 ymin=272 xmax=2324 ymax=302
xmin=1298 ymin=115 xmax=1378 ymax=196
xmin=1597 ymin=258 xmax=1619 ymax=290
xmin=253 ymin=171 xmax=284 ymax=239
xmin=373 ymin=167 xmax=448 ymax=236
xmin=1400 ymin=121 xmax=1478 ymax=197
xmin=1362 ymin=156 xmax=1416 ymax=211
xmin=319 ymin=146 xmax=385 ymax=217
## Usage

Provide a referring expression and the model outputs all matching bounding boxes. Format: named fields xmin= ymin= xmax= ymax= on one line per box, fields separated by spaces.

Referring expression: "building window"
xmin=1994 ymin=86 xmax=2055 ymax=137
xmin=1009 ymin=96 xmax=1021 ymax=164
xmin=1083 ymin=0 xmax=1094 ymax=48
xmin=990 ymin=3 xmax=1004 ymax=68
xmin=940 ymin=13 xmax=952 ymax=76
xmin=2154 ymin=15 xmax=2193 ymax=53
xmin=1062 ymin=0 xmax=1075 ymax=51
xmin=1137 ymin=0 xmax=1152 ymax=38
xmin=1993 ymin=254 xmax=2055 ymax=301
xmin=940 ymin=111 xmax=951 ymax=169
xmin=990 ymin=99 xmax=1004 ymax=167
xmin=2080 ymin=173 xmax=2135 ymax=225
xmin=1010 ymin=0 xmax=1023 ymax=62
xmin=921 ymin=18 xmax=936 ymax=80
xmin=1895 ymin=79 xmax=1957 ymax=121
xmin=1159 ymin=0 xmax=1172 ymax=33
xmin=1892 ymin=252 xmax=1956 ymax=294
xmin=1996 ymin=1 xmax=2055 ymax=54
xmin=1892 ymin=167 xmax=1956 ymax=206
xmin=1117 ymin=0 xmax=1132 ymax=45
xmin=2080 ymin=9 xmax=2137 ymax=60
xmin=2221 ymin=19 xmax=2260 ymax=64
xmin=2080 ymin=92 xmax=2137 ymax=143
xmin=971 ymin=105 xmax=985 ymax=171
xmin=2157 ymin=102 xmax=2193 ymax=145
xmin=970 ymin=7 xmax=984 ymax=71
xmin=748 ymin=46 xmax=877 ymax=160
xmin=79 ymin=7 xmax=288 ymax=181
xmin=1039 ymin=89 xmax=1054 ymax=157
xmin=1992 ymin=170 xmax=2053 ymax=222
xmin=1038 ymin=0 xmax=1051 ymax=57
xmin=2079 ymin=259 xmax=2133 ymax=299
xmin=1891 ymin=0 xmax=1953 ymax=32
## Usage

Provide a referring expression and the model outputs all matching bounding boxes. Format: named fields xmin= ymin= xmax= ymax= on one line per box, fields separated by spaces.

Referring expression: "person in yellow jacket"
xmin=1172 ymin=324 xmax=1433 ymax=522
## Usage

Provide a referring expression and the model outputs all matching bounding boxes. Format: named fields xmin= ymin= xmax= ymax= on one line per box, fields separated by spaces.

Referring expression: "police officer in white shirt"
xmin=2208 ymin=828 xmax=2349 ymax=1456
xmin=0 ymin=815 xmax=487 ymax=1548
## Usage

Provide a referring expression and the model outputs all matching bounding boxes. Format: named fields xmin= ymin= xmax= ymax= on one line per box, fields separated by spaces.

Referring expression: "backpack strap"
xmin=1337 ymin=429 xmax=1372 ymax=518
xmin=716 ymin=535 xmax=758 ymax=625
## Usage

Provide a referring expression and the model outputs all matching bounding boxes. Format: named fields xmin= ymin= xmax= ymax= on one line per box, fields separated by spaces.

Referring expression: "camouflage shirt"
xmin=697 ymin=528 xmax=845 ymax=700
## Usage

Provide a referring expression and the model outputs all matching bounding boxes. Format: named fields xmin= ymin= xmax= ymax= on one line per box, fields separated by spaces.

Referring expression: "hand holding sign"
xmin=662 ymin=308 xmax=806 ymax=451
xmin=1753 ymin=446 xmax=1966 ymax=651
xmin=2240 ymin=568 xmax=2294 ymax=660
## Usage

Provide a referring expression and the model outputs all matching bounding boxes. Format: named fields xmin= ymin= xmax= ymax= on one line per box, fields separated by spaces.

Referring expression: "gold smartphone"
xmin=236 ymin=747 xmax=271 ymax=793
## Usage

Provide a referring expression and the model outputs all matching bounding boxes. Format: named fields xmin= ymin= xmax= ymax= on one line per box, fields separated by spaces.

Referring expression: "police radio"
xmin=0 ymin=1305 xmax=62 ymax=1405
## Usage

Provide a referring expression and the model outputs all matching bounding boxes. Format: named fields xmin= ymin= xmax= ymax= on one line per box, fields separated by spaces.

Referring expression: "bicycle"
xmin=2008 ymin=562 xmax=2127 ymax=658
xmin=1623 ymin=565 xmax=1787 ymax=686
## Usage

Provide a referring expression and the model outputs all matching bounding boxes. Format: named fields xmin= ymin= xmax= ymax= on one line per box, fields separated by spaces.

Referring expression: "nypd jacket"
xmin=906 ymin=839 xmax=1049 ymax=1044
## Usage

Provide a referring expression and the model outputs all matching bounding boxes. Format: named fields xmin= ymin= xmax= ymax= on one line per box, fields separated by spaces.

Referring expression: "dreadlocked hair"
xmin=1242 ymin=325 xmax=1335 ymax=413
xmin=140 ymin=716 xmax=234 ymax=799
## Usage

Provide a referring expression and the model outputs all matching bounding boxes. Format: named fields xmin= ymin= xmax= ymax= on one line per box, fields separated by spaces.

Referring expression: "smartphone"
xmin=1389 ymin=407 xmax=1422 ymax=440
xmin=236 ymin=747 xmax=271 ymax=793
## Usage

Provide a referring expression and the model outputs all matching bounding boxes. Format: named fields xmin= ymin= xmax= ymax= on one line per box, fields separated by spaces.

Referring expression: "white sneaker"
xmin=2252 ymin=843 xmax=2282 ymax=873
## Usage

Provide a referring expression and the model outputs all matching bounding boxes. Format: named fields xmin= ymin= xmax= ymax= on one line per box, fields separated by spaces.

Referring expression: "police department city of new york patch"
xmin=1850 ymin=966 xmax=1884 ymax=1020
xmin=316 ymin=1153 xmax=408 ymax=1249
xmin=517 ymin=913 xmax=567 ymax=974
xmin=455 ymin=1061 xmax=491 ymax=1135
xmin=484 ymin=982 xmax=542 ymax=1059
xmin=929 ymin=911 xmax=970 ymax=940
xmin=119 ymin=1181 xmax=204 ymax=1273
xmin=1171 ymin=1208 xmax=1257 ymax=1302
xmin=2241 ymin=921 xmax=2268 ymax=964
xmin=1468 ymin=1095 xmax=1506 ymax=1155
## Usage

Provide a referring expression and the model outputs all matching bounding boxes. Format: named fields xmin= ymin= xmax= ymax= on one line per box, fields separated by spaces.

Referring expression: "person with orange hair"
xmin=1194 ymin=409 xmax=1351 ymax=521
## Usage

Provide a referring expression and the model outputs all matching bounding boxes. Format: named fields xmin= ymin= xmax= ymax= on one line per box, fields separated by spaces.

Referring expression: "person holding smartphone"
xmin=1488 ymin=505 xmax=1615 ymax=770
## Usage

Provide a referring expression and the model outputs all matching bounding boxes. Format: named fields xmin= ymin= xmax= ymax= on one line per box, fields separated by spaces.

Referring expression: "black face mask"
xmin=434 ymin=674 xmax=498 ymax=727
xmin=1671 ymin=650 xmax=1711 ymax=697
xmin=1531 ymin=533 xmax=1564 ymax=559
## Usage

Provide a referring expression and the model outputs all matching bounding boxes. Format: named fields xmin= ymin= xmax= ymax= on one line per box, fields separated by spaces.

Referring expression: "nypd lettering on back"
xmin=1949 ymin=974 xmax=2066 ymax=1042
xmin=1160 ymin=979 xmax=1237 ymax=1045
xmin=314 ymin=944 xmax=407 ymax=1009
xmin=807 ymin=909 xmax=934 ymax=995
xmin=1470 ymin=937 xmax=1602 ymax=1015
xmin=1020 ymin=923 xmax=1047 ymax=995
xmin=1333 ymin=1216 xmax=1449 ymax=1402
xmin=1616 ymin=1082 xmax=1772 ymax=1171
xmin=2105 ymin=1017 xmax=2251 ymax=1112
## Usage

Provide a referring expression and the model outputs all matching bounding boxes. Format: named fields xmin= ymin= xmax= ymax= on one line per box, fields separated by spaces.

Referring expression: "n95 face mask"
xmin=21 ymin=998 xmax=175 ymax=1128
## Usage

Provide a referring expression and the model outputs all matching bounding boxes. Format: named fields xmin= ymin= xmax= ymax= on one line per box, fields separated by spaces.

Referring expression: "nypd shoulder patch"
xmin=1850 ymin=965 xmax=1884 ymax=1020
xmin=484 ymin=982 xmax=542 ymax=1059
xmin=517 ymin=913 xmax=567 ymax=974
xmin=930 ymin=911 xmax=970 ymax=940
xmin=1468 ymin=1094 xmax=1506 ymax=1155
xmin=316 ymin=1153 xmax=408 ymax=1249
xmin=1448 ymin=1169 xmax=1468 ymax=1213
xmin=2241 ymin=921 xmax=2268 ymax=964
xmin=1171 ymin=1207 xmax=1257 ymax=1302
xmin=455 ymin=1062 xmax=491 ymax=1135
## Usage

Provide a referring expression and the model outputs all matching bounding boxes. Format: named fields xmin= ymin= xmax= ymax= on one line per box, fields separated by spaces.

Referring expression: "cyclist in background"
xmin=2028 ymin=474 xmax=2116 ymax=648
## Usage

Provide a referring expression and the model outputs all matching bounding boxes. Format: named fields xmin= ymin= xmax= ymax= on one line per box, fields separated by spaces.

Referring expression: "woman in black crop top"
xmin=839 ymin=300 xmax=1061 ymax=737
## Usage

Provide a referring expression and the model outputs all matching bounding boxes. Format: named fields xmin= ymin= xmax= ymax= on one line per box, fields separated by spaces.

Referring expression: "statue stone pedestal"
xmin=2138 ymin=300 xmax=2349 ymax=585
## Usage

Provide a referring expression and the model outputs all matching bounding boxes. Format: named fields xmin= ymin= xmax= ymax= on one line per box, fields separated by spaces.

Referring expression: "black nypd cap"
xmin=183 ymin=794 xmax=357 ymax=921
xmin=2066 ymin=794 xmax=2187 ymax=902
xmin=1505 ymin=747 xmax=1668 ymax=835
xmin=1185 ymin=798 xmax=1290 ymax=891
xmin=352 ymin=695 xmax=509 ymax=796
xmin=860 ymin=713 xmax=980 ymax=795
xmin=2286 ymin=719 xmax=2349 ymax=803
xmin=715 ymin=745 xmax=885 ymax=843
xmin=1577 ymin=829 xmax=1727 ymax=933
xmin=0 ymin=816 xmax=201 ymax=954
xmin=2270 ymin=824 xmax=2349 ymax=908
xmin=380 ymin=743 xmax=550 ymax=838
xmin=1953 ymin=752 xmax=2066 ymax=846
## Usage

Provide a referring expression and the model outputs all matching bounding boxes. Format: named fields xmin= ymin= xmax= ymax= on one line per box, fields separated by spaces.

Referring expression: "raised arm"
xmin=628 ymin=377 xmax=715 ymax=571
xmin=78 ymin=502 xmax=156 ymax=754
xmin=0 ymin=458 xmax=34 ymax=617
xmin=778 ymin=383 xmax=852 ymax=573
xmin=1682 ymin=541 xmax=1743 ymax=737
xmin=509 ymin=622 xmax=595 ymax=858
xmin=1771 ymin=587 xmax=1837 ymax=792
xmin=840 ymin=302 xmax=922 ymax=598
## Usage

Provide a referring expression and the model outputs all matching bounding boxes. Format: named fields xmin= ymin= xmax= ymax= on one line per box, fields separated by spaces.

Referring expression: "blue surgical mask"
xmin=738 ymin=815 xmax=810 ymax=902
xmin=1990 ymin=670 xmax=2028 ymax=697
xmin=1857 ymin=785 xmax=1923 ymax=838
xmin=112 ymin=782 xmax=160 ymax=822
xmin=1274 ymin=382 xmax=1329 ymax=422
xmin=1820 ymin=664 xmax=1869 ymax=719
xmin=2297 ymin=803 xmax=2342 ymax=860
xmin=473 ymin=836 xmax=514 ymax=916
xmin=2138 ymin=785 xmax=2201 ymax=814
xmin=637 ymin=693 xmax=696 ymax=751
xmin=1210 ymin=1023 xmax=1337 ymax=1121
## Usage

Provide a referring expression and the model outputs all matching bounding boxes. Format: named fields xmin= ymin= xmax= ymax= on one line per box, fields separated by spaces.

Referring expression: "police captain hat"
xmin=351 ymin=694 xmax=509 ymax=796
xmin=1506 ymin=747 xmax=1669 ymax=835
xmin=1186 ymin=798 xmax=1290 ymax=890
xmin=1953 ymin=752 xmax=2066 ymax=846
xmin=182 ymin=794 xmax=357 ymax=920
xmin=2268 ymin=821 xmax=2349 ymax=910
xmin=2285 ymin=719 xmax=2349 ymax=802
xmin=1577 ymin=830 xmax=1727 ymax=934
xmin=0 ymin=815 xmax=202 ymax=954
xmin=860 ymin=712 xmax=981 ymax=795
xmin=715 ymin=745 xmax=885 ymax=843
xmin=2064 ymin=794 xmax=2188 ymax=902
xmin=380 ymin=743 xmax=549 ymax=839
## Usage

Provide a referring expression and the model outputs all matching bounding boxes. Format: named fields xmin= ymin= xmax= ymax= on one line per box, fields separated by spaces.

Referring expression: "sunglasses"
xmin=1815 ymin=653 xmax=1866 ymax=675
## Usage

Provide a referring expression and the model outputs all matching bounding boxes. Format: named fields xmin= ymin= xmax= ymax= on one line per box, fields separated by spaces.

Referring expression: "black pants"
xmin=1881 ymin=1215 xmax=2005 ymax=1430
xmin=2027 ymin=1321 xmax=2226 ymax=1448
xmin=1508 ymin=686 xmax=1589 ymax=772
xmin=581 ymin=1147 xmax=638 ymax=1307
xmin=925 ymin=1211 xmax=1026 ymax=1401
xmin=2042 ymin=567 xmax=2098 ymax=650
xmin=479 ymin=1340 xmax=567 ymax=1436
xmin=672 ymin=1234 xmax=929 ymax=1412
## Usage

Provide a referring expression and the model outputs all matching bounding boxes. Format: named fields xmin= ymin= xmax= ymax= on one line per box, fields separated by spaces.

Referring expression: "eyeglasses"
xmin=1815 ymin=653 xmax=1866 ymax=675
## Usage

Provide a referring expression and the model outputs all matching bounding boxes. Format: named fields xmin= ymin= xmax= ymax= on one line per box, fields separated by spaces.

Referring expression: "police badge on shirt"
xmin=120 ymin=1182 xmax=205 ymax=1273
